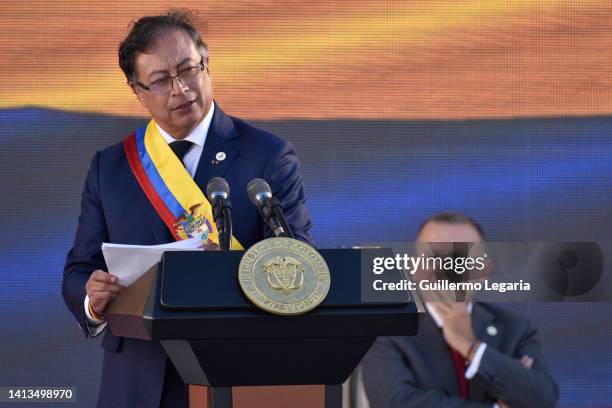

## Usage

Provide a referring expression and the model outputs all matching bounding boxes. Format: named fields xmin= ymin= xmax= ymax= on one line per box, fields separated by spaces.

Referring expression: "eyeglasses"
xmin=134 ymin=57 xmax=206 ymax=94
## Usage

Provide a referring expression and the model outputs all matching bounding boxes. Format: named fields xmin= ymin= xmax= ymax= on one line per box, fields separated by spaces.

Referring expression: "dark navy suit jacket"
xmin=361 ymin=303 xmax=559 ymax=408
xmin=62 ymin=104 xmax=313 ymax=407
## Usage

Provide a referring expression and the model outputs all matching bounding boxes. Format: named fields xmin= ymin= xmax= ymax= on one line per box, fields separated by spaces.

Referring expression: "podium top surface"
xmin=107 ymin=247 xmax=420 ymax=340
xmin=159 ymin=249 xmax=409 ymax=310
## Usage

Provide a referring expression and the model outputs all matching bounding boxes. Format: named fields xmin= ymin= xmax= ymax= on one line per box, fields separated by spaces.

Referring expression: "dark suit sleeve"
xmin=362 ymin=337 xmax=492 ymax=408
xmin=472 ymin=321 xmax=560 ymax=408
xmin=62 ymin=151 xmax=109 ymax=337
xmin=263 ymin=139 xmax=314 ymax=246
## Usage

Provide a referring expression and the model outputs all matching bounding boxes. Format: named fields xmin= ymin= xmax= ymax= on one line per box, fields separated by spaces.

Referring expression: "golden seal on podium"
xmin=238 ymin=237 xmax=331 ymax=315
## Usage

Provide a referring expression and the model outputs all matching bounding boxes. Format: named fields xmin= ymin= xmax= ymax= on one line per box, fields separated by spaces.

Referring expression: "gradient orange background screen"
xmin=2 ymin=0 xmax=611 ymax=120
xmin=2 ymin=2 xmax=612 ymax=407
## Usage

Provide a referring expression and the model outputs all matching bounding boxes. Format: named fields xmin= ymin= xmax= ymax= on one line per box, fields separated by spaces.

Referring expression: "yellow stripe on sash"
xmin=144 ymin=120 xmax=244 ymax=250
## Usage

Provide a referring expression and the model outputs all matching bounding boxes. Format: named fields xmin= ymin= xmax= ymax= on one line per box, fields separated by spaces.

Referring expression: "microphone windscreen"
xmin=206 ymin=177 xmax=230 ymax=201
xmin=247 ymin=178 xmax=272 ymax=205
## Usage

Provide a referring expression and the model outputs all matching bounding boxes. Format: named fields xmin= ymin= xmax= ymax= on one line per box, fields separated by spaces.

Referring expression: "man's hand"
xmin=200 ymin=241 xmax=220 ymax=251
xmin=520 ymin=355 xmax=534 ymax=369
xmin=85 ymin=270 xmax=125 ymax=318
xmin=430 ymin=302 xmax=477 ymax=358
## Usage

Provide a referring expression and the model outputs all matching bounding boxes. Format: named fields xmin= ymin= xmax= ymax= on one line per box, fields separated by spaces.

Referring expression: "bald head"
xmin=417 ymin=221 xmax=483 ymax=243
xmin=416 ymin=212 xmax=484 ymax=243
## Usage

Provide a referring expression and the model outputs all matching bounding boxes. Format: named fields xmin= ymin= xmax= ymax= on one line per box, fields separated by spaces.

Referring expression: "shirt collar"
xmin=156 ymin=101 xmax=215 ymax=147
xmin=425 ymin=302 xmax=473 ymax=328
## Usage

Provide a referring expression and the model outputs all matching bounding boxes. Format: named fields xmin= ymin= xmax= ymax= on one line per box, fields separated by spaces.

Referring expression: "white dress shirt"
xmin=83 ymin=103 xmax=216 ymax=336
xmin=155 ymin=101 xmax=214 ymax=177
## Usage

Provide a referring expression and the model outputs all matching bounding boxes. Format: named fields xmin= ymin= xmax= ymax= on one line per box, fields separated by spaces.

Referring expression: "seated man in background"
xmin=361 ymin=212 xmax=559 ymax=408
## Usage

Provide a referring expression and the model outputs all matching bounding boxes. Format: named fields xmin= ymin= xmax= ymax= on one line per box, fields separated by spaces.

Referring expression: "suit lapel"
xmin=472 ymin=303 xmax=501 ymax=349
xmin=469 ymin=303 xmax=503 ymax=401
xmin=413 ymin=313 xmax=461 ymax=396
xmin=412 ymin=303 xmax=503 ymax=399
xmin=193 ymin=103 xmax=240 ymax=190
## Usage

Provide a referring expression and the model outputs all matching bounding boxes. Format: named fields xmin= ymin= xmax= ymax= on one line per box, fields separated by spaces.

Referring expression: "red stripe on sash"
xmin=123 ymin=133 xmax=181 ymax=241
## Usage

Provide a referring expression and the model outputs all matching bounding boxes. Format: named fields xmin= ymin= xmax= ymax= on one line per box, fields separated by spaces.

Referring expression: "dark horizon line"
xmin=2 ymin=105 xmax=612 ymax=124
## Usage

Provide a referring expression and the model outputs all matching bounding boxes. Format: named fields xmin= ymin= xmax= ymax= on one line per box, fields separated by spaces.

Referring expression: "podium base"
xmin=189 ymin=384 xmax=342 ymax=408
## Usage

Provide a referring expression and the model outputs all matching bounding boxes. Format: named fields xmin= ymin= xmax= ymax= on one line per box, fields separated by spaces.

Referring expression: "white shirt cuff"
xmin=465 ymin=342 xmax=487 ymax=379
xmin=84 ymin=295 xmax=107 ymax=337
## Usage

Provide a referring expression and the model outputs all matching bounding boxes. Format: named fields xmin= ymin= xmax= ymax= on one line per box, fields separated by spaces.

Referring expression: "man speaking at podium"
xmin=62 ymin=11 xmax=313 ymax=407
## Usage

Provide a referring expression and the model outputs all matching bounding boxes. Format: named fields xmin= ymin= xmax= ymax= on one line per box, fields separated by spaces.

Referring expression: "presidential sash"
xmin=123 ymin=119 xmax=244 ymax=250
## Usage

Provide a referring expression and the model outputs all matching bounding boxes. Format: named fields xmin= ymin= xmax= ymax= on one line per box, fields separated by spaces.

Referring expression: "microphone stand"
xmin=212 ymin=197 xmax=232 ymax=251
xmin=221 ymin=201 xmax=233 ymax=250
xmin=270 ymin=197 xmax=294 ymax=239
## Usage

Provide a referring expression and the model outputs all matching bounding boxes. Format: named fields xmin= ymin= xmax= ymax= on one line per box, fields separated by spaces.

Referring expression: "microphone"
xmin=247 ymin=178 xmax=293 ymax=238
xmin=206 ymin=177 xmax=232 ymax=250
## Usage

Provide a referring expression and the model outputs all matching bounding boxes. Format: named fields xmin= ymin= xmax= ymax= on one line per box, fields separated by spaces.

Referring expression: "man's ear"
xmin=204 ymin=56 xmax=211 ymax=75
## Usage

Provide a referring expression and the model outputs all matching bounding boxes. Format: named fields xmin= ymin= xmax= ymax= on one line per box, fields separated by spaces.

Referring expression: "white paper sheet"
xmin=101 ymin=238 xmax=202 ymax=286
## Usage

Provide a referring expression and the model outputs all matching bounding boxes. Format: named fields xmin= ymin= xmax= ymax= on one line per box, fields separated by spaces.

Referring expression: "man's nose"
xmin=170 ymin=77 xmax=190 ymax=95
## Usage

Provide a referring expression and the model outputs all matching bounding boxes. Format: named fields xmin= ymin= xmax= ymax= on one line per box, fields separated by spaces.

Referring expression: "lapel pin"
xmin=216 ymin=151 xmax=227 ymax=161
xmin=486 ymin=325 xmax=498 ymax=336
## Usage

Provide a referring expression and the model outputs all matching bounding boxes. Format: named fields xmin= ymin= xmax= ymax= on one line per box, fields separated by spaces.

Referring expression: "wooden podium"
xmin=106 ymin=248 xmax=419 ymax=407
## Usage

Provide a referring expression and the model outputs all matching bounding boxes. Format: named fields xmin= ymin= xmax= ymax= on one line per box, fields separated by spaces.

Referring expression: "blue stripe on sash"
xmin=135 ymin=126 xmax=185 ymax=218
